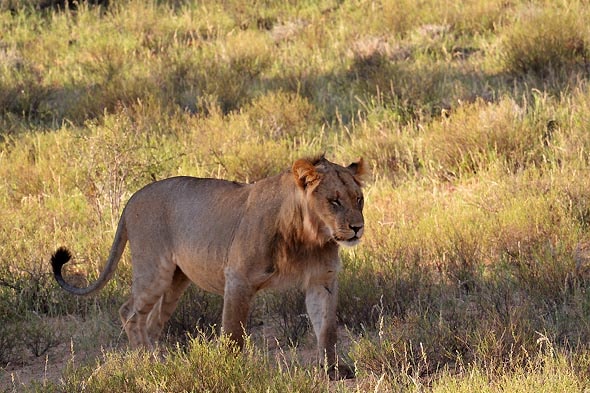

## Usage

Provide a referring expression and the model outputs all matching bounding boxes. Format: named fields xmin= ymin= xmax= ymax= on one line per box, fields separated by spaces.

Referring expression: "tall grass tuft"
xmin=501 ymin=4 xmax=590 ymax=77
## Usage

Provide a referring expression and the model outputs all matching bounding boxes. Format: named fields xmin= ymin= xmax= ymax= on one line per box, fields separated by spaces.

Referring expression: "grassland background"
xmin=1 ymin=0 xmax=590 ymax=391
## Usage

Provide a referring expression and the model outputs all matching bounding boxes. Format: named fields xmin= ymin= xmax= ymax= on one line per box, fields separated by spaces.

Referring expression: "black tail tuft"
xmin=51 ymin=246 xmax=72 ymax=276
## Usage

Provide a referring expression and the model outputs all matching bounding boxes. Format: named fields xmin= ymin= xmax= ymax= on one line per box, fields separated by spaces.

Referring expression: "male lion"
xmin=51 ymin=155 xmax=366 ymax=379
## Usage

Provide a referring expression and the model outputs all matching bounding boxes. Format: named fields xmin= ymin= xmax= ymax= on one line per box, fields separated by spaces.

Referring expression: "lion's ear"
xmin=293 ymin=159 xmax=321 ymax=190
xmin=347 ymin=158 xmax=368 ymax=186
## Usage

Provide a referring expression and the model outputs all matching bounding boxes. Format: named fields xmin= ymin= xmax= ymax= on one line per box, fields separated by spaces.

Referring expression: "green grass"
xmin=2 ymin=0 xmax=590 ymax=391
xmin=51 ymin=334 xmax=330 ymax=393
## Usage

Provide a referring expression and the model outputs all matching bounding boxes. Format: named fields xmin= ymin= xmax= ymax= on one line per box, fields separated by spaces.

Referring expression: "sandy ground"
xmin=1 ymin=341 xmax=102 ymax=390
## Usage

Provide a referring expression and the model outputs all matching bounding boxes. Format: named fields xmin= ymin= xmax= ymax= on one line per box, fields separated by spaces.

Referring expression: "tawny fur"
xmin=51 ymin=156 xmax=367 ymax=379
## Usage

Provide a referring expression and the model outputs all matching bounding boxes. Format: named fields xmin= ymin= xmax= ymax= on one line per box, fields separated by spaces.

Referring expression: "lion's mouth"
xmin=334 ymin=235 xmax=361 ymax=247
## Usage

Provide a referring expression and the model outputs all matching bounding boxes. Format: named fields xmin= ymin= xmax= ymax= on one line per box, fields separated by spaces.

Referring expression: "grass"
xmin=2 ymin=0 xmax=590 ymax=391
xmin=52 ymin=334 xmax=330 ymax=393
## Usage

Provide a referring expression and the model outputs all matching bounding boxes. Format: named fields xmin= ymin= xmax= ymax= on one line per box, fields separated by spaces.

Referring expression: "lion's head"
xmin=292 ymin=156 xmax=367 ymax=247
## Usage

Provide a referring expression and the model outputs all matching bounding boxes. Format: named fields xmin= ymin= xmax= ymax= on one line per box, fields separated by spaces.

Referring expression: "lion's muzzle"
xmin=334 ymin=223 xmax=364 ymax=247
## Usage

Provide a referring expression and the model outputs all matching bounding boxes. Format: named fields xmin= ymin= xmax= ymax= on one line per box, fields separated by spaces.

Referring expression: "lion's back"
xmin=123 ymin=176 xmax=251 ymax=252
xmin=127 ymin=176 xmax=247 ymax=210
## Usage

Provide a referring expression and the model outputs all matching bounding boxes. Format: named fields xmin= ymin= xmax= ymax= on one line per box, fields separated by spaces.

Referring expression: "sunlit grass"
xmin=2 ymin=0 xmax=590 ymax=391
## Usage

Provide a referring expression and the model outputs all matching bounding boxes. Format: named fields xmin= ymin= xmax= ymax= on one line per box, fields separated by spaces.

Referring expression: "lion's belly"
xmin=174 ymin=248 xmax=227 ymax=296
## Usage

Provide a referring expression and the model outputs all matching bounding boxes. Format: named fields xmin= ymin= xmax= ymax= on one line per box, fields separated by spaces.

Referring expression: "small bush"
xmin=338 ymin=251 xmax=430 ymax=331
xmin=0 ymin=316 xmax=19 ymax=365
xmin=0 ymin=56 xmax=49 ymax=120
xmin=430 ymin=344 xmax=590 ymax=392
xmin=343 ymin=106 xmax=422 ymax=182
xmin=261 ymin=289 xmax=310 ymax=347
xmin=165 ymin=286 xmax=223 ymax=345
xmin=501 ymin=6 xmax=590 ymax=76
xmin=20 ymin=312 xmax=65 ymax=357
xmin=245 ymin=91 xmax=319 ymax=141
xmin=73 ymin=112 xmax=177 ymax=228
xmin=189 ymin=108 xmax=322 ymax=182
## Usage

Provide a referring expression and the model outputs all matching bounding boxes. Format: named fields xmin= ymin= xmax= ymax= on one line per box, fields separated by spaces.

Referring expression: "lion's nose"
xmin=349 ymin=224 xmax=363 ymax=236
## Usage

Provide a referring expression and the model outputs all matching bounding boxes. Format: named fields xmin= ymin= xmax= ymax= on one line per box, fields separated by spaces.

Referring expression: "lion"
xmin=51 ymin=155 xmax=367 ymax=379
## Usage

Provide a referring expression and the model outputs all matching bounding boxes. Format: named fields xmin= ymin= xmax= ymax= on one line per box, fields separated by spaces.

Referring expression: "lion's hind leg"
xmin=146 ymin=267 xmax=191 ymax=342
xmin=119 ymin=298 xmax=138 ymax=346
xmin=119 ymin=254 xmax=178 ymax=349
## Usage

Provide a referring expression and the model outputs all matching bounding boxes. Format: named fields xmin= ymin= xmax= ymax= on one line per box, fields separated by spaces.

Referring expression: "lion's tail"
xmin=51 ymin=215 xmax=128 ymax=296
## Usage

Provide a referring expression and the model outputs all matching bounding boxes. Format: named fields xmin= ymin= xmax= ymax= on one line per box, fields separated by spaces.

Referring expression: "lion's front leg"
xmin=221 ymin=270 xmax=254 ymax=349
xmin=305 ymin=276 xmax=354 ymax=379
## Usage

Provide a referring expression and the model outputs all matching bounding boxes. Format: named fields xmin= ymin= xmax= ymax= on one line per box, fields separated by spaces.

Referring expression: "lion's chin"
xmin=335 ymin=236 xmax=361 ymax=248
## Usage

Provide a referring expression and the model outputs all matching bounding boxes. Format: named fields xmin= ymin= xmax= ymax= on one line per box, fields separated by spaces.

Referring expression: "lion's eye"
xmin=357 ymin=196 xmax=364 ymax=208
xmin=330 ymin=198 xmax=342 ymax=208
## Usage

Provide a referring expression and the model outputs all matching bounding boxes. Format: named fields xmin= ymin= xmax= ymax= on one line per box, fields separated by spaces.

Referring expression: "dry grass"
xmin=2 ymin=0 xmax=590 ymax=391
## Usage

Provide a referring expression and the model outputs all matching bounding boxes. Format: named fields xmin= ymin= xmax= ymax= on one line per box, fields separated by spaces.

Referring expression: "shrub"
xmin=164 ymin=286 xmax=223 ymax=345
xmin=501 ymin=5 xmax=590 ymax=77
xmin=245 ymin=91 xmax=319 ymax=141
xmin=260 ymin=289 xmax=310 ymax=347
